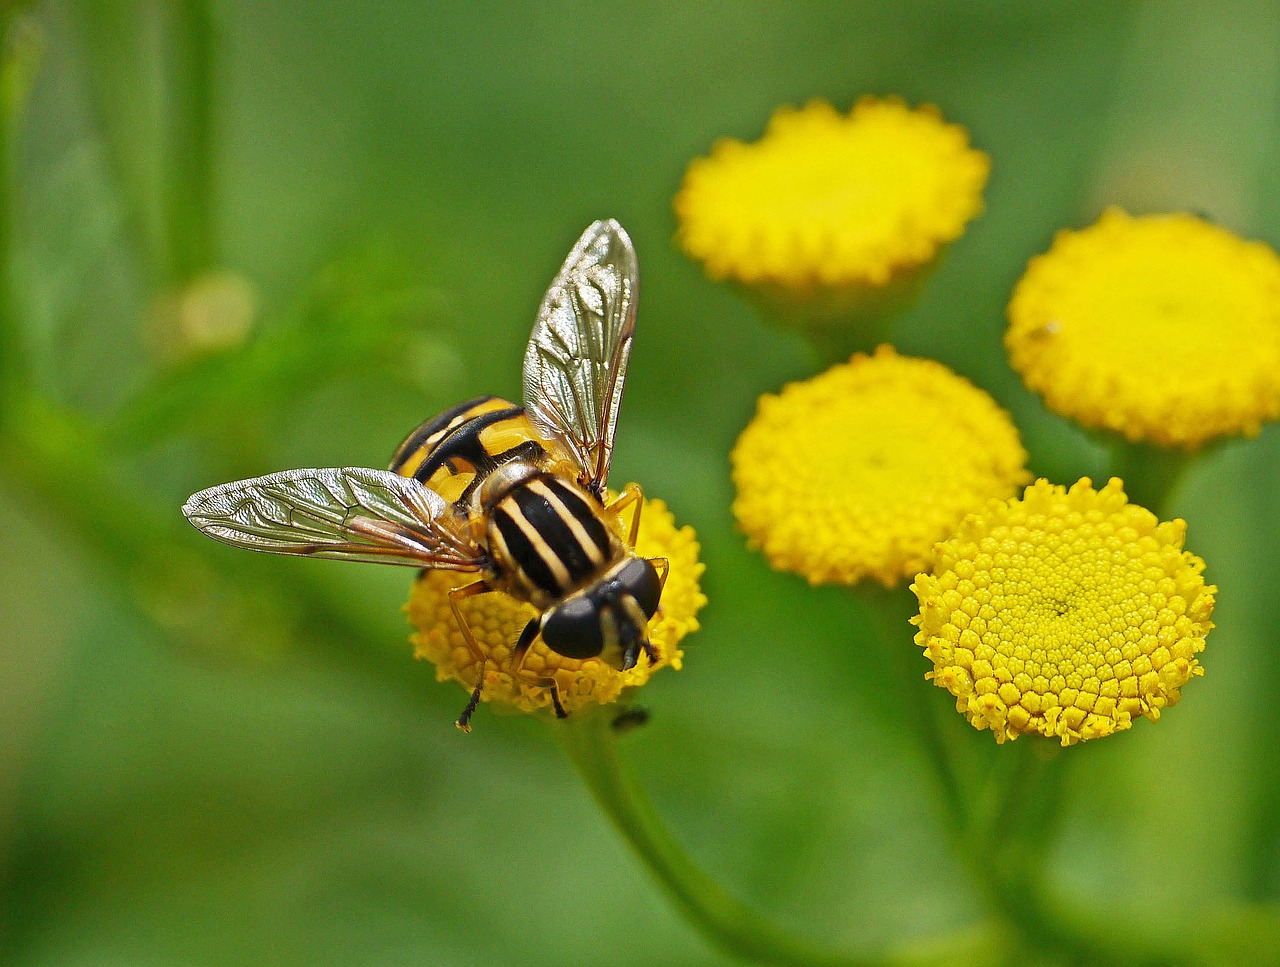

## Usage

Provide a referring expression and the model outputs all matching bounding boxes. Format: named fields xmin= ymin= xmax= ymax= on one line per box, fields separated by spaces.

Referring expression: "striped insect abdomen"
xmin=485 ymin=472 xmax=619 ymax=606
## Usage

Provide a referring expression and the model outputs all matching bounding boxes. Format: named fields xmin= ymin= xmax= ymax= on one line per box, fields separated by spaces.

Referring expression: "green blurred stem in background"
xmin=1104 ymin=436 xmax=1200 ymax=518
xmin=556 ymin=706 xmax=1006 ymax=967
xmin=856 ymin=585 xmax=968 ymax=834
xmin=853 ymin=587 xmax=1064 ymax=960
xmin=793 ymin=312 xmax=896 ymax=371
xmin=742 ymin=249 xmax=941 ymax=369
xmin=747 ymin=286 xmax=911 ymax=371
xmin=853 ymin=587 xmax=1175 ymax=966
xmin=0 ymin=12 xmax=43 ymax=428
xmin=164 ymin=0 xmax=217 ymax=282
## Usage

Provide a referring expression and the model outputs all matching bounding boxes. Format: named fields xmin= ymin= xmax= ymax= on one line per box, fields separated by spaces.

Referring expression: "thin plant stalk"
xmin=556 ymin=706 xmax=1006 ymax=967
xmin=164 ymin=0 xmax=217 ymax=282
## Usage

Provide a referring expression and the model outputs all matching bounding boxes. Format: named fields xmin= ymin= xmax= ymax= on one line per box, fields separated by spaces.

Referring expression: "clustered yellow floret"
xmin=912 ymin=478 xmax=1215 ymax=745
xmin=731 ymin=346 xmax=1029 ymax=586
xmin=674 ymin=97 xmax=989 ymax=290
xmin=407 ymin=494 xmax=705 ymax=719
xmin=1007 ymin=208 xmax=1280 ymax=449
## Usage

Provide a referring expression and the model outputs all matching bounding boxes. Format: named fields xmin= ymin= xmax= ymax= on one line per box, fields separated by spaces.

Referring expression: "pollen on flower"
xmin=1007 ymin=208 xmax=1280 ymax=449
xmin=731 ymin=346 xmax=1029 ymax=586
xmin=406 ymin=494 xmax=705 ymax=720
xmin=911 ymin=478 xmax=1215 ymax=746
xmin=674 ymin=97 xmax=989 ymax=296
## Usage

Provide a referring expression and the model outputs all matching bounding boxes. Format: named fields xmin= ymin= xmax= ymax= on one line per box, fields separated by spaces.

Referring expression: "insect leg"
xmin=511 ymin=616 xmax=541 ymax=666
xmin=510 ymin=617 xmax=569 ymax=720
xmin=546 ymin=682 xmax=568 ymax=719
xmin=456 ymin=678 xmax=484 ymax=733
xmin=650 ymin=556 xmax=669 ymax=591
xmin=448 ymin=579 xmax=495 ymax=732
xmin=604 ymin=483 xmax=645 ymax=546
xmin=640 ymin=556 xmax=669 ymax=666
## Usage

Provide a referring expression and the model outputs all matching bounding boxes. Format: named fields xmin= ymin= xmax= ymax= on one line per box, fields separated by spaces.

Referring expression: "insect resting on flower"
xmin=182 ymin=221 xmax=668 ymax=730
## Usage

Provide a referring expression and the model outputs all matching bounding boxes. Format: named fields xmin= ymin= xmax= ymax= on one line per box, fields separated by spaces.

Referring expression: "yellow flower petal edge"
xmin=911 ymin=478 xmax=1215 ymax=746
xmin=732 ymin=346 xmax=1029 ymax=586
xmin=675 ymin=97 xmax=989 ymax=292
xmin=406 ymin=493 xmax=705 ymax=720
xmin=1007 ymin=208 xmax=1280 ymax=449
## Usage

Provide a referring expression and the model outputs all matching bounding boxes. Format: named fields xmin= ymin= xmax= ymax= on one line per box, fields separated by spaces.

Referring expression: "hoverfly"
xmin=182 ymin=221 xmax=666 ymax=730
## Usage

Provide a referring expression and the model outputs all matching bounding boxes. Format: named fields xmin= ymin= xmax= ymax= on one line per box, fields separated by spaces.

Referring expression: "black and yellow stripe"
xmin=389 ymin=395 xmax=547 ymax=497
xmin=389 ymin=396 xmax=496 ymax=475
xmin=487 ymin=473 xmax=614 ymax=600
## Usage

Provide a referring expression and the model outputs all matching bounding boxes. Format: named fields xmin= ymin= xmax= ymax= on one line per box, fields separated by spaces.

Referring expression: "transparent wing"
xmin=181 ymin=467 xmax=483 ymax=569
xmin=522 ymin=219 xmax=637 ymax=495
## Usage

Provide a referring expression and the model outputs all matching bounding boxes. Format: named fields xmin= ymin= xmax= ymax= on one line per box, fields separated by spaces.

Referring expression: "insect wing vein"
xmin=523 ymin=219 xmax=637 ymax=493
xmin=182 ymin=467 xmax=481 ymax=569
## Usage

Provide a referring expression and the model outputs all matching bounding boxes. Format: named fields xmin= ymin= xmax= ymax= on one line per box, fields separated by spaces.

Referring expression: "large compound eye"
xmin=617 ymin=557 xmax=662 ymax=618
xmin=540 ymin=595 xmax=604 ymax=660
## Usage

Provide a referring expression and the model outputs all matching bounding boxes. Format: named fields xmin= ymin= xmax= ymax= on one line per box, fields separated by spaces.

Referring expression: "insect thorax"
xmin=388 ymin=395 xmax=624 ymax=607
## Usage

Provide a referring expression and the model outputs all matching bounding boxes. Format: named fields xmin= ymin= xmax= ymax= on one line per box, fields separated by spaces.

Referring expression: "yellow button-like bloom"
xmin=732 ymin=347 xmax=1029 ymax=586
xmin=407 ymin=494 xmax=705 ymax=721
xmin=912 ymin=478 xmax=1215 ymax=746
xmin=1007 ymin=208 xmax=1280 ymax=449
xmin=675 ymin=97 xmax=989 ymax=294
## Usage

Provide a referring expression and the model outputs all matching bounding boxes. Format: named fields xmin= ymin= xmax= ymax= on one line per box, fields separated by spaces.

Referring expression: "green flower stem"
xmin=556 ymin=707 xmax=1006 ymax=967
xmin=1104 ymin=437 xmax=1201 ymax=517
xmin=963 ymin=743 xmax=1196 ymax=967
xmin=853 ymin=583 xmax=1167 ymax=965
xmin=796 ymin=315 xmax=898 ymax=370
xmin=745 ymin=290 xmax=900 ymax=369
xmin=0 ymin=32 xmax=17 ymax=432
xmin=965 ymin=741 xmax=1064 ymax=903
xmin=744 ymin=255 xmax=940 ymax=368
xmin=959 ymin=743 xmax=1104 ymax=964
xmin=855 ymin=584 xmax=968 ymax=833
xmin=0 ymin=12 xmax=42 ymax=428
xmin=164 ymin=0 xmax=217 ymax=281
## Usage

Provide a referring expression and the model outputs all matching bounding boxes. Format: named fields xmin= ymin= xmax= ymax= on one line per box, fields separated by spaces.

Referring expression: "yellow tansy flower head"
xmin=407 ymin=494 xmax=705 ymax=724
xmin=912 ymin=478 xmax=1215 ymax=746
xmin=1007 ymin=208 xmax=1280 ymax=449
xmin=731 ymin=347 xmax=1029 ymax=586
xmin=675 ymin=97 xmax=988 ymax=319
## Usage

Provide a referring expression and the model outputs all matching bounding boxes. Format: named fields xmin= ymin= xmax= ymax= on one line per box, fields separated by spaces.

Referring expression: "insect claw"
xmin=549 ymin=681 xmax=568 ymax=719
xmin=456 ymin=677 xmax=484 ymax=732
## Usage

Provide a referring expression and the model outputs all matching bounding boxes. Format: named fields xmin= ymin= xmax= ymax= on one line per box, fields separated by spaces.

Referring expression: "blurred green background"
xmin=3 ymin=2 xmax=1280 ymax=964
